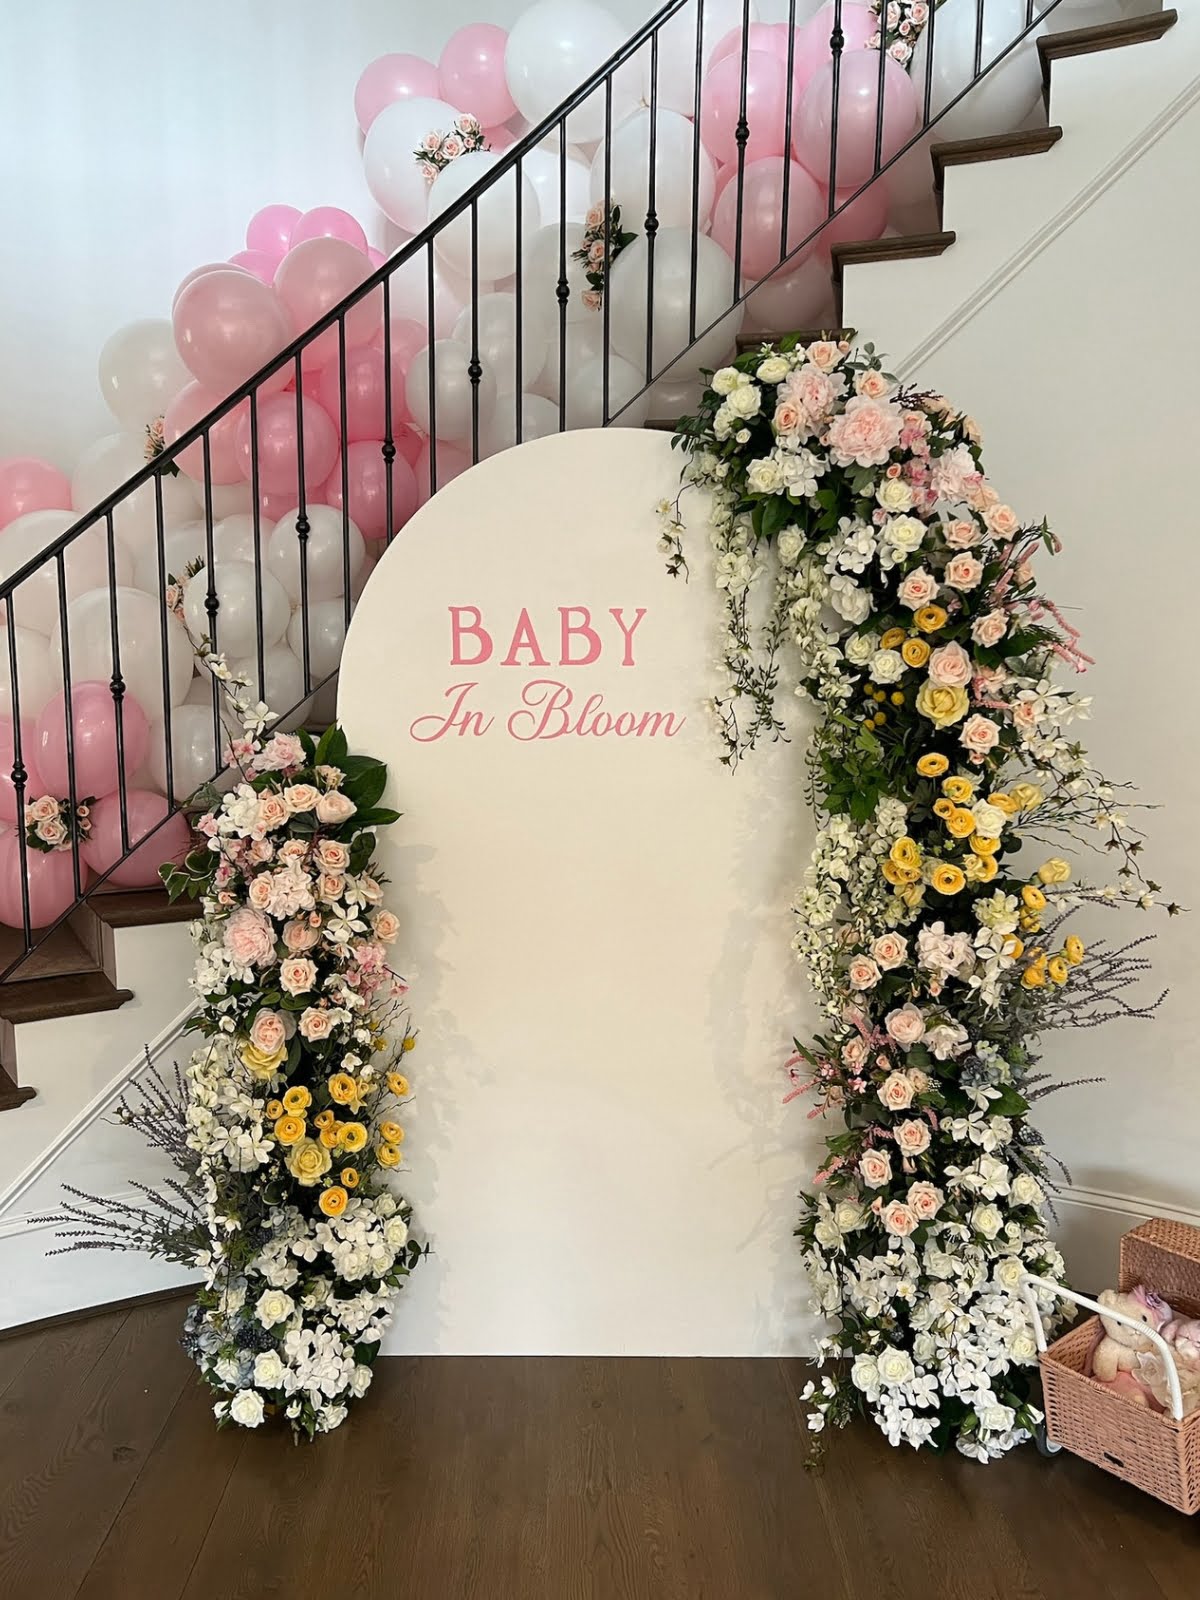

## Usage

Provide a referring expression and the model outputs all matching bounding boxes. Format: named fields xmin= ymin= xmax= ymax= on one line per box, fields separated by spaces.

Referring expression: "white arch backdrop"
xmin=339 ymin=428 xmax=821 ymax=1355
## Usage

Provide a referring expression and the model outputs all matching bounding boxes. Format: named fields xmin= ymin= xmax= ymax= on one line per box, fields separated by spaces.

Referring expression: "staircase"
xmin=0 ymin=0 xmax=1184 ymax=1129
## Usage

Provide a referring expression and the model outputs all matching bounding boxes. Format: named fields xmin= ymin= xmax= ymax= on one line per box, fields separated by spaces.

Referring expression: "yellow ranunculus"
xmin=1021 ymin=961 xmax=1047 ymax=989
xmin=942 ymin=776 xmax=975 ymax=803
xmin=930 ymin=864 xmax=966 ymax=895
xmin=282 ymin=1086 xmax=311 ymax=1114
xmin=899 ymin=881 xmax=925 ymax=909
xmin=380 ymin=1120 xmax=405 ymax=1146
xmin=890 ymin=837 xmax=921 ymax=871
xmin=880 ymin=627 xmax=906 ymax=650
xmin=882 ymin=859 xmax=920 ymax=887
xmin=265 ymin=1099 xmax=284 ymax=1121
xmin=274 ymin=1114 xmax=306 ymax=1146
xmin=287 ymin=1137 xmax=332 ymax=1187
xmin=340 ymin=1121 xmax=368 ymax=1152
xmin=986 ymin=791 xmax=1020 ymax=816
xmin=946 ymin=807 xmax=976 ymax=839
xmin=933 ymin=798 xmax=955 ymax=820
xmin=902 ymin=637 xmax=931 ymax=668
xmin=970 ymin=835 xmax=999 ymax=855
xmin=1036 ymin=858 xmax=1071 ymax=886
xmin=964 ymin=852 xmax=998 ymax=883
xmin=313 ymin=1108 xmax=335 ymax=1130
xmin=915 ymin=681 xmax=969 ymax=729
xmin=1009 ymin=782 xmax=1043 ymax=811
xmin=328 ymin=1073 xmax=359 ymax=1106
xmin=319 ymin=1185 xmax=348 ymax=1217
xmin=1003 ymin=936 xmax=1024 ymax=960
xmin=916 ymin=751 xmax=949 ymax=778
xmin=1021 ymin=884 xmax=1047 ymax=911
xmin=387 ymin=1073 xmax=410 ymax=1097
xmin=340 ymin=1167 xmax=360 ymax=1189
xmin=1064 ymin=935 xmax=1085 ymax=965
xmin=377 ymin=1142 xmax=402 ymax=1168
xmin=319 ymin=1122 xmax=344 ymax=1149
xmin=1048 ymin=957 xmax=1070 ymax=985
xmin=1019 ymin=911 xmax=1042 ymax=934
xmin=914 ymin=604 xmax=948 ymax=634
xmin=240 ymin=1041 xmax=287 ymax=1081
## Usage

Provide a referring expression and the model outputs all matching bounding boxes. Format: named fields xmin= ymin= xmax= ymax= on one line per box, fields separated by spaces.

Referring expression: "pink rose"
xmin=357 ymin=873 xmax=383 ymax=904
xmin=826 ymin=395 xmax=903 ymax=468
xmin=858 ymin=1149 xmax=892 ymax=1189
xmin=316 ymin=840 xmax=350 ymax=871
xmin=223 ymin=907 xmax=276 ymax=968
xmin=985 ymin=503 xmax=1021 ymax=540
xmin=27 ymin=795 xmax=58 ymax=824
xmin=881 ymin=1200 xmax=918 ymax=1237
xmin=848 ymin=955 xmax=881 ymax=990
xmin=973 ymin=664 xmax=1008 ymax=696
xmin=855 ymin=368 xmax=891 ymax=400
xmin=927 ymin=641 xmax=973 ymax=688
xmin=870 ymin=932 xmax=908 ymax=970
xmin=842 ymin=1036 xmax=869 ymax=1069
xmin=371 ymin=909 xmax=401 ymax=943
xmin=878 ymin=1071 xmax=916 ymax=1111
xmin=960 ymin=714 xmax=1001 ymax=759
xmin=298 ymin=1007 xmax=334 ymax=1041
xmin=315 ymin=764 xmax=344 ymax=789
xmin=250 ymin=1010 xmax=287 ymax=1055
xmin=283 ymin=784 xmax=320 ymax=814
xmin=316 ymin=791 xmax=357 ymax=826
xmin=282 ymin=917 xmax=321 ymax=952
xmin=317 ymin=872 xmax=346 ymax=903
xmin=247 ymin=875 xmax=273 ymax=911
xmin=894 ymin=1118 xmax=931 ymax=1156
xmin=945 ymin=553 xmax=983 ymax=591
xmin=277 ymin=839 xmax=309 ymax=864
xmin=773 ymin=400 xmax=802 ymax=435
xmin=897 ymin=566 xmax=937 ymax=610
xmin=907 ymin=1181 xmax=943 ymax=1221
xmin=971 ymin=610 xmax=1007 ymax=648
xmin=906 ymin=1068 xmax=930 ymax=1095
xmin=258 ymin=794 xmax=289 ymax=831
xmin=255 ymin=733 xmax=304 ymax=773
xmin=944 ymin=518 xmax=980 ymax=550
xmin=805 ymin=341 xmax=840 ymax=372
xmin=37 ymin=816 xmax=67 ymax=847
xmin=280 ymin=956 xmax=317 ymax=995
xmin=885 ymin=1004 xmax=926 ymax=1048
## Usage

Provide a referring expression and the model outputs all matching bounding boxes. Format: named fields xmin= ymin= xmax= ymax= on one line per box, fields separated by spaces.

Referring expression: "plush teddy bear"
xmin=1091 ymin=1283 xmax=1173 ymax=1385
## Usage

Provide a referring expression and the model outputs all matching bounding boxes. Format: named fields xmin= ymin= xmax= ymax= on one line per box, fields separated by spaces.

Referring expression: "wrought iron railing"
xmin=0 ymin=0 xmax=1074 ymax=972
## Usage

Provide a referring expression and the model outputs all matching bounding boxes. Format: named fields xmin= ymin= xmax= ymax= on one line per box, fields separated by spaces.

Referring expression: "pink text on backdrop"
xmin=409 ymin=681 xmax=686 ymax=743
xmin=449 ymin=605 xmax=649 ymax=668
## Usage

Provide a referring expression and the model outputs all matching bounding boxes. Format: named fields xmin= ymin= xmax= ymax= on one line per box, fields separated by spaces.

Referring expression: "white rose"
xmin=1011 ymin=1173 xmax=1044 ymax=1207
xmin=229 ymin=1388 xmax=266 ymax=1428
xmin=747 ymin=456 xmax=784 ymax=494
xmin=844 ymin=632 xmax=875 ymax=666
xmin=877 ymin=1348 xmax=915 ymax=1387
xmin=851 ymin=1355 xmax=881 ymax=1398
xmin=776 ymin=528 xmax=804 ymax=565
xmin=384 ymin=1215 xmax=410 ymax=1248
xmin=255 ymin=1288 xmax=295 ymax=1329
xmin=725 ymin=382 xmax=762 ymax=419
xmin=829 ymin=577 xmax=872 ymax=625
xmin=755 ymin=355 xmax=791 ymax=384
xmin=711 ymin=366 xmax=742 ymax=396
xmin=1010 ymin=1331 xmax=1038 ymax=1362
xmin=971 ymin=801 xmax=1008 ymax=838
xmin=913 ymin=1331 xmax=937 ymax=1364
xmin=971 ymin=1203 xmax=1004 ymax=1239
xmin=813 ymin=1218 xmax=843 ymax=1249
xmin=979 ymin=1403 xmax=1016 ymax=1434
xmin=995 ymin=1256 xmax=1025 ymax=1291
xmin=869 ymin=649 xmax=904 ymax=685
xmin=877 ymin=476 xmax=914 ymax=514
xmin=884 ymin=515 xmax=926 ymax=556
xmin=350 ymin=1364 xmax=374 ymax=1398
xmin=253 ymin=1349 xmax=285 ymax=1388
xmin=833 ymin=1199 xmax=866 ymax=1232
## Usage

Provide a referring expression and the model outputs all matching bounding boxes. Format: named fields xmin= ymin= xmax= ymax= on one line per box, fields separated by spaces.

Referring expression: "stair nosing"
xmin=931 ymin=126 xmax=1064 ymax=190
xmin=1038 ymin=9 xmax=1178 ymax=91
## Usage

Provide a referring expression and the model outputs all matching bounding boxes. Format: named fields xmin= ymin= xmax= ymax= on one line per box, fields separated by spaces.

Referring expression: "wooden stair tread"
xmin=1039 ymin=10 xmax=1177 ymax=90
xmin=90 ymin=888 xmax=202 ymax=929
xmin=831 ymin=231 xmax=956 ymax=273
xmin=0 ymin=969 xmax=133 ymax=1026
xmin=932 ymin=126 xmax=1063 ymax=189
xmin=0 ymin=922 xmax=97 ymax=984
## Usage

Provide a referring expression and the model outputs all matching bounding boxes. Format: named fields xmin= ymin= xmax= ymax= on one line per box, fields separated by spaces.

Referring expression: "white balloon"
xmin=212 ymin=513 xmax=273 ymax=567
xmin=525 ymin=221 xmax=592 ymax=327
xmin=519 ymin=148 xmax=592 ymax=229
xmin=452 ymin=293 xmax=553 ymax=398
xmin=589 ymin=109 xmax=717 ymax=232
xmin=912 ymin=0 xmax=1046 ymax=142
xmin=287 ymin=598 xmax=348 ymax=684
xmin=71 ymin=431 xmax=199 ymax=561
xmin=98 ymin=318 xmax=190 ymax=432
xmin=183 ymin=560 xmax=289 ymax=660
xmin=386 ymin=252 xmax=475 ymax=341
xmin=228 ymin=643 xmax=313 ymax=727
xmin=205 ymin=482 xmax=253 ymax=519
xmin=406 ymin=339 xmax=498 ymax=443
xmin=363 ymin=97 xmax=464 ymax=232
xmin=429 ymin=151 xmax=540 ymax=284
xmin=531 ymin=311 xmax=607 ymax=402
xmin=505 ymin=0 xmax=638 ymax=143
xmin=147 ymin=703 xmax=223 ymax=801
xmin=641 ymin=0 xmax=760 ymax=116
xmin=565 ymin=353 xmax=649 ymax=429
xmin=607 ymin=229 xmax=743 ymax=374
xmin=48 ymin=586 xmax=192 ymax=714
xmin=0 ymin=626 xmax=57 ymax=719
xmin=645 ymin=370 xmax=706 ymax=420
xmin=482 ymin=391 xmax=563 ymax=455
xmin=70 ymin=432 xmax=146 ymax=514
xmin=0 ymin=511 xmax=133 ymax=636
xmin=132 ymin=518 xmax=208 ymax=593
xmin=743 ymin=254 xmax=836 ymax=338
xmin=266 ymin=505 xmax=366 ymax=605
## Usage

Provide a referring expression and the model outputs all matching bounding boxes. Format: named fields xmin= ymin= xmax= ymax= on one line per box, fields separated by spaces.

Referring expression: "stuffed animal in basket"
xmin=1134 ymin=1313 xmax=1200 ymax=1416
xmin=1090 ymin=1284 xmax=1173 ymax=1402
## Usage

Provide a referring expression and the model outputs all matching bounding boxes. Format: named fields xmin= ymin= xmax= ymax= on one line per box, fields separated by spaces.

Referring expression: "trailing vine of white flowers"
xmin=660 ymin=336 xmax=1174 ymax=1459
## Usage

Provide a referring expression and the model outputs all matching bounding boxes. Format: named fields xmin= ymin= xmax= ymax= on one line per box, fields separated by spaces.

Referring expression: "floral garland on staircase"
xmin=659 ymin=336 xmax=1172 ymax=1459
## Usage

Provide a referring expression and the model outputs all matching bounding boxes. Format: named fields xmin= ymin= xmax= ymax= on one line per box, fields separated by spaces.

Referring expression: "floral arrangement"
xmin=414 ymin=113 xmax=488 ymax=184
xmin=659 ymin=336 xmax=1173 ymax=1459
xmin=573 ymin=202 xmax=637 ymax=311
xmin=24 ymin=793 xmax=93 ymax=853
xmin=869 ymin=0 xmax=936 ymax=65
xmin=42 ymin=651 xmax=424 ymax=1439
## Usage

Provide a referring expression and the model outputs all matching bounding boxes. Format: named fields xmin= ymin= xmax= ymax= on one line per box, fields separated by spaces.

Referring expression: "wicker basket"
xmin=1039 ymin=1218 xmax=1200 ymax=1514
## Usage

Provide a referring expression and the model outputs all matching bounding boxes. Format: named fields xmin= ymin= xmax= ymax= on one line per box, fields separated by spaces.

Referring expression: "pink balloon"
xmin=33 ymin=681 xmax=150 ymax=802
xmin=795 ymin=50 xmax=917 ymax=189
xmin=0 ymin=717 xmax=44 ymax=824
xmin=366 ymin=246 xmax=387 ymax=268
xmin=394 ymin=427 xmax=423 ymax=468
xmin=710 ymin=23 xmax=782 ymax=67
xmin=701 ymin=50 xmax=791 ymax=166
xmin=82 ymin=789 xmax=191 ymax=889
xmin=164 ymin=381 xmax=246 ymax=483
xmin=260 ymin=489 xmax=299 ymax=524
xmin=389 ymin=317 xmax=429 ymax=378
xmin=235 ymin=392 xmax=339 ymax=495
xmin=245 ymin=204 xmax=301 ymax=260
xmin=316 ymin=345 xmax=412 ymax=440
xmin=0 ymin=458 xmax=72 ymax=529
xmin=711 ymin=159 xmax=825 ymax=282
xmin=439 ymin=24 xmax=516 ymax=128
xmin=413 ymin=439 xmax=471 ymax=507
xmin=484 ymin=124 xmax=517 ymax=152
xmin=814 ymin=182 xmax=889 ymax=262
xmin=290 ymin=207 xmax=369 ymax=254
xmin=228 ymin=248 xmax=279 ymax=284
xmin=0 ymin=832 xmax=85 ymax=930
xmin=274 ymin=238 xmax=381 ymax=368
xmin=799 ymin=4 xmax=877 ymax=78
xmin=173 ymin=269 xmax=292 ymax=394
xmin=322 ymin=442 xmax=419 ymax=542
xmin=172 ymin=262 xmax=245 ymax=313
xmin=354 ymin=53 xmax=440 ymax=134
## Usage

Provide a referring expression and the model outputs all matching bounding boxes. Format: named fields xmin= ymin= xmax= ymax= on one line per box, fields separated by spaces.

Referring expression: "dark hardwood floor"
xmin=0 ymin=1296 xmax=1196 ymax=1599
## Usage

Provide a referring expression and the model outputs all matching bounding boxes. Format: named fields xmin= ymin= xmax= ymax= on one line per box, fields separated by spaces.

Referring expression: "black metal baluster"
xmin=514 ymin=160 xmax=524 ymax=442
xmin=54 ymin=552 xmax=82 ymax=902
xmin=689 ymin=0 xmax=706 ymax=343
xmin=202 ymin=429 xmax=220 ymax=758
xmin=7 ymin=598 xmax=32 ymax=951
xmin=923 ymin=0 xmax=938 ymax=124
xmin=781 ymin=0 xmax=799 ymax=265
xmin=975 ymin=0 xmax=986 ymax=77
xmin=104 ymin=509 xmax=129 ymax=855
xmin=875 ymin=0 xmax=888 ymax=174
xmin=248 ymin=390 xmax=265 ymax=704
xmin=468 ymin=200 xmax=482 ymax=465
xmin=337 ymin=317 xmax=352 ymax=637
xmin=645 ymin=33 xmax=660 ymax=389
xmin=382 ymin=273 xmax=397 ymax=547
xmin=828 ymin=1 xmax=846 ymax=206
xmin=152 ymin=468 xmax=174 ymax=805
xmin=426 ymin=245 xmax=438 ymax=498
xmin=602 ymin=76 xmax=614 ymax=425
xmin=733 ymin=0 xmax=753 ymax=290
xmin=557 ymin=123 xmax=569 ymax=431
xmin=293 ymin=355 xmax=312 ymax=694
